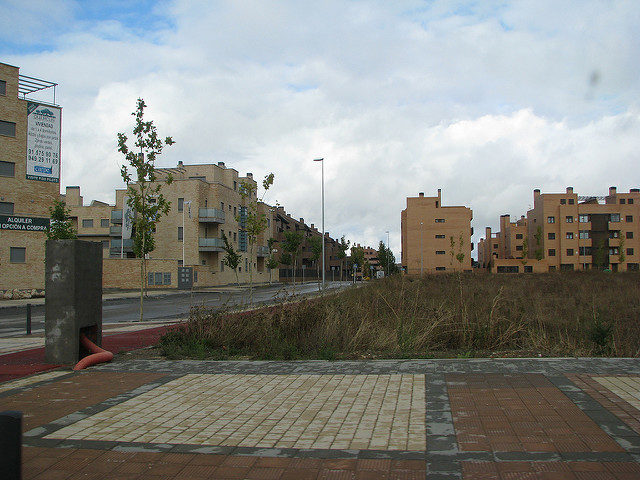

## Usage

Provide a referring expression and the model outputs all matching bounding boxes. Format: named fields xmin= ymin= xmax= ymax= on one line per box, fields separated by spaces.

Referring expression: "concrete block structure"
xmin=401 ymin=190 xmax=473 ymax=274
xmin=0 ymin=62 xmax=59 ymax=294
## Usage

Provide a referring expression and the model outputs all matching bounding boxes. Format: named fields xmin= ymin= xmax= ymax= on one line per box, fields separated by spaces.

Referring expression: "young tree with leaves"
xmin=534 ymin=226 xmax=544 ymax=261
xmin=47 ymin=200 xmax=77 ymax=240
xmin=282 ymin=231 xmax=303 ymax=293
xmin=222 ymin=233 xmax=241 ymax=285
xmin=350 ymin=244 xmax=365 ymax=281
xmin=336 ymin=236 xmax=350 ymax=281
xmin=118 ymin=98 xmax=175 ymax=321
xmin=308 ymin=235 xmax=323 ymax=289
xmin=266 ymin=237 xmax=279 ymax=284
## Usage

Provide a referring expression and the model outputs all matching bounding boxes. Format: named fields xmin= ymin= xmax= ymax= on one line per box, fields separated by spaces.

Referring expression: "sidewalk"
xmin=3 ymin=357 xmax=640 ymax=479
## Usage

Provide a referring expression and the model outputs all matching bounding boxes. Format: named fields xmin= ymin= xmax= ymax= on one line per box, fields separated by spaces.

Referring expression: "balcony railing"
xmin=198 ymin=237 xmax=225 ymax=251
xmin=111 ymin=209 xmax=123 ymax=224
xmin=109 ymin=238 xmax=133 ymax=253
xmin=110 ymin=225 xmax=122 ymax=236
xmin=199 ymin=208 xmax=225 ymax=223
xmin=256 ymin=246 xmax=270 ymax=257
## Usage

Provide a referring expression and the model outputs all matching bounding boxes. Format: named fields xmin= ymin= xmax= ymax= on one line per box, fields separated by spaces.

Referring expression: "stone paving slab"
xmin=4 ymin=358 xmax=640 ymax=479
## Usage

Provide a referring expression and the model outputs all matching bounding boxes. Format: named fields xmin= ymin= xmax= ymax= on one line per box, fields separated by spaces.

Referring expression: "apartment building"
xmin=62 ymin=186 xmax=112 ymax=258
xmin=401 ymin=189 xmax=473 ymax=274
xmin=0 ymin=63 xmax=60 ymax=293
xmin=479 ymin=186 xmax=640 ymax=273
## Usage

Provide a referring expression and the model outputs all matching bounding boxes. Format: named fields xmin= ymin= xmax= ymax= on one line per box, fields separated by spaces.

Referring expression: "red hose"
xmin=73 ymin=333 xmax=114 ymax=371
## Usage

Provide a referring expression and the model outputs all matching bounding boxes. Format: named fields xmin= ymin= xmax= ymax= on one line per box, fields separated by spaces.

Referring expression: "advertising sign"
xmin=0 ymin=215 xmax=50 ymax=232
xmin=26 ymin=102 xmax=61 ymax=183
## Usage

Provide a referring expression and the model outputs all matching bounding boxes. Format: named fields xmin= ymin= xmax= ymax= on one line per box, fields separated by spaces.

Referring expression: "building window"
xmin=547 ymin=216 xmax=555 ymax=223
xmin=628 ymin=263 xmax=639 ymax=271
xmin=579 ymin=230 xmax=590 ymax=239
xmin=435 ymin=251 xmax=445 ymax=255
xmin=233 ymin=232 xmax=237 ymax=242
xmin=609 ymin=247 xmax=619 ymax=255
xmin=548 ymin=266 xmax=556 ymax=271
xmin=194 ymin=270 xmax=198 ymax=282
xmin=626 ymin=215 xmax=633 ymax=222
xmin=579 ymin=214 xmax=589 ymax=223
xmin=524 ymin=265 xmax=533 ymax=273
xmin=609 ymin=231 xmax=620 ymax=239
xmin=155 ymin=272 xmax=163 ymax=285
xmin=548 ymin=233 xmax=555 ymax=240
xmin=10 ymin=247 xmax=25 ymax=263
xmin=620 ymin=198 xmax=626 ymax=204
xmin=0 ymin=120 xmax=16 ymax=137
xmin=0 ymin=80 xmax=6 ymax=96
xmin=82 ymin=219 xmax=93 ymax=228
xmin=234 ymin=206 xmax=237 ymax=216
xmin=435 ymin=267 xmax=446 ymax=271
xmin=0 ymin=161 xmax=15 ymax=177
xmin=560 ymin=199 xmax=566 ymax=205
xmin=178 ymin=259 xmax=183 ymax=266
xmin=220 ymin=261 xmax=225 ymax=272
xmin=100 ymin=219 xmax=109 ymax=228
xmin=178 ymin=198 xmax=184 ymax=212
xmin=610 ymin=213 xmax=620 ymax=222
xmin=0 ymin=201 xmax=14 ymax=214
xmin=627 ymin=231 xmax=634 ymax=239
xmin=548 ymin=249 xmax=556 ymax=256
xmin=629 ymin=199 xmax=634 ymax=205
xmin=516 ymin=245 xmax=523 ymax=251
xmin=627 ymin=248 xmax=634 ymax=256
xmin=178 ymin=226 xmax=183 ymax=241
xmin=566 ymin=216 xmax=573 ymax=223
xmin=101 ymin=240 xmax=109 ymax=249
xmin=579 ymin=246 xmax=592 ymax=256
xmin=233 ymin=181 xmax=237 ymax=190
xmin=435 ymin=234 xmax=445 ymax=239
xmin=568 ymin=199 xmax=575 ymax=205
xmin=566 ymin=232 xmax=574 ymax=239
xmin=163 ymin=272 xmax=171 ymax=285
xmin=566 ymin=248 xmax=574 ymax=256
xmin=435 ymin=218 xmax=445 ymax=223
xmin=516 ymin=234 xmax=523 ymax=239
xmin=493 ymin=243 xmax=498 ymax=248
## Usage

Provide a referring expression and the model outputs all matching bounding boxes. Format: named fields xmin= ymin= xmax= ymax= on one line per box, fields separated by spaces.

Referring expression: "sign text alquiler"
xmin=0 ymin=215 xmax=50 ymax=232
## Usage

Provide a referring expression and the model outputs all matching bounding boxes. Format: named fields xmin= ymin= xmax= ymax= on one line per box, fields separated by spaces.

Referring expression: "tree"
xmin=239 ymin=173 xmax=275 ymax=302
xmin=350 ymin=244 xmax=365 ymax=281
xmin=534 ymin=226 xmax=544 ymax=261
xmin=47 ymin=200 xmax=76 ymax=239
xmin=266 ymin=237 xmax=279 ymax=284
xmin=377 ymin=241 xmax=398 ymax=276
xmin=618 ymin=237 xmax=625 ymax=264
xmin=521 ymin=237 xmax=529 ymax=267
xmin=222 ymin=233 xmax=241 ymax=285
xmin=118 ymin=98 xmax=175 ymax=321
xmin=308 ymin=235 xmax=323 ymax=289
xmin=282 ymin=231 xmax=303 ymax=293
xmin=336 ymin=236 xmax=350 ymax=281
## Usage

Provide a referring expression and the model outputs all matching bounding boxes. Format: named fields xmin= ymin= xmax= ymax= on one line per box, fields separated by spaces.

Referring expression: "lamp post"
xmin=313 ymin=158 xmax=325 ymax=291
xmin=420 ymin=222 xmax=424 ymax=275
xmin=385 ymin=230 xmax=390 ymax=276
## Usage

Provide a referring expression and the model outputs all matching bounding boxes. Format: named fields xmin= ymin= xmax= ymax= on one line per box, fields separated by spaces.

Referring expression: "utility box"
xmin=45 ymin=239 xmax=103 ymax=364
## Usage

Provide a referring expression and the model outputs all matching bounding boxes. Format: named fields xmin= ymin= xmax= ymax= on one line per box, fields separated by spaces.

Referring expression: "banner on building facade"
xmin=26 ymin=102 xmax=61 ymax=183
xmin=0 ymin=215 xmax=50 ymax=232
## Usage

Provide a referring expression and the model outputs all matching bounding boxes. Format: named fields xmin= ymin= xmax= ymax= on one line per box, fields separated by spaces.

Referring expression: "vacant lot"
xmin=160 ymin=272 xmax=640 ymax=359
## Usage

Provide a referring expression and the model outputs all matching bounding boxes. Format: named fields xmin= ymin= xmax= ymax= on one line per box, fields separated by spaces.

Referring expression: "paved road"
xmin=0 ymin=281 xmax=350 ymax=337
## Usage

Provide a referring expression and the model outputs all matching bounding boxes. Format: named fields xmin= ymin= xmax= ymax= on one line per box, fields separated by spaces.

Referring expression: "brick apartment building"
xmin=479 ymin=186 xmax=640 ymax=273
xmin=0 ymin=62 xmax=59 ymax=293
xmin=478 ymin=215 xmax=527 ymax=268
xmin=401 ymin=189 xmax=473 ymax=274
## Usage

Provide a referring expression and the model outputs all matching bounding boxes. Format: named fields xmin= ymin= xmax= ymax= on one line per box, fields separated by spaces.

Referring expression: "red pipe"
xmin=73 ymin=333 xmax=114 ymax=371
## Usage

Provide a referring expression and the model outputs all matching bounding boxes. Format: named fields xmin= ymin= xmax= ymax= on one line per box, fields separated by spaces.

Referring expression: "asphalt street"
xmin=0 ymin=281 xmax=350 ymax=338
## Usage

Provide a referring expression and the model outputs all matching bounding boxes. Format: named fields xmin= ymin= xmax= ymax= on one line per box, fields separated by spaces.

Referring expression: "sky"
xmin=2 ymin=0 xmax=639 ymax=259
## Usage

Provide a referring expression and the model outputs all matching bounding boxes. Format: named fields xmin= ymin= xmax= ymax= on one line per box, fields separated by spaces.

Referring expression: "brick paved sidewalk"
xmin=3 ymin=358 xmax=640 ymax=479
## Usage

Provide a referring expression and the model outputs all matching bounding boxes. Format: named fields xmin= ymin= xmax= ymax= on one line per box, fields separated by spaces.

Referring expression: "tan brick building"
xmin=0 ymin=62 xmax=60 ymax=294
xmin=401 ymin=190 xmax=473 ymax=274
xmin=62 ymin=186 xmax=113 ymax=258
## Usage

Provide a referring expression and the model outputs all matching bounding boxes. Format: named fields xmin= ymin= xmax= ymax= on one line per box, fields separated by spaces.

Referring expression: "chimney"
xmin=419 ymin=192 xmax=424 ymax=197
xmin=177 ymin=160 xmax=183 ymax=167
xmin=534 ymin=188 xmax=541 ymax=196
xmin=631 ymin=188 xmax=640 ymax=193
xmin=609 ymin=186 xmax=617 ymax=195
xmin=246 ymin=172 xmax=253 ymax=178
xmin=299 ymin=218 xmax=304 ymax=223
xmin=566 ymin=186 xmax=573 ymax=194
xmin=311 ymin=223 xmax=314 ymax=229
xmin=217 ymin=162 xmax=225 ymax=168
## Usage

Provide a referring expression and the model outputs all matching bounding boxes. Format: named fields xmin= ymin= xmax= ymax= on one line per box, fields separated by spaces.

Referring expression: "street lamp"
xmin=313 ymin=158 xmax=325 ymax=291
xmin=385 ymin=230 xmax=390 ymax=276
xmin=420 ymin=222 xmax=424 ymax=276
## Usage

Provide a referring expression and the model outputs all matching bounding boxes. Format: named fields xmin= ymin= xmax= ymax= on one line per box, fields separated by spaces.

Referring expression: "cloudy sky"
xmin=2 ymin=0 xmax=639 ymax=259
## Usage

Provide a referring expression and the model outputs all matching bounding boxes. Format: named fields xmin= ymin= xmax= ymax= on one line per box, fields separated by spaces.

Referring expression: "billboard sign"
xmin=26 ymin=102 xmax=61 ymax=183
xmin=0 ymin=215 xmax=50 ymax=232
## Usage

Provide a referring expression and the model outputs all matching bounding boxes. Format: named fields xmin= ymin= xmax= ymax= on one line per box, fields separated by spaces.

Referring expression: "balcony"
xmin=199 ymin=208 xmax=225 ymax=223
xmin=110 ymin=225 xmax=122 ymax=236
xmin=256 ymin=245 xmax=270 ymax=257
xmin=111 ymin=209 xmax=123 ymax=224
xmin=199 ymin=237 xmax=225 ymax=251
xmin=109 ymin=238 xmax=133 ymax=254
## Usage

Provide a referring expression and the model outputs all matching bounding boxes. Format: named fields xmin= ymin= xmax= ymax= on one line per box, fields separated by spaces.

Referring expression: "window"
xmin=0 ymin=120 xmax=16 ymax=137
xmin=516 ymin=234 xmax=523 ymax=239
xmin=220 ymin=202 xmax=224 ymax=210
xmin=566 ymin=232 xmax=574 ymax=239
xmin=435 ymin=267 xmax=446 ymax=271
xmin=548 ymin=266 xmax=556 ymax=272
xmin=568 ymin=199 xmax=575 ymax=205
xmin=220 ymin=261 xmax=225 ymax=272
xmin=566 ymin=248 xmax=574 ymax=256
xmin=0 ymin=201 xmax=14 ymax=214
xmin=435 ymin=250 xmax=445 ymax=255
xmin=435 ymin=218 xmax=445 ymax=223
xmin=233 ymin=181 xmax=237 ymax=190
xmin=629 ymin=199 xmax=634 ymax=205
xmin=100 ymin=219 xmax=109 ymax=228
xmin=627 ymin=232 xmax=634 ymax=239
xmin=493 ymin=243 xmax=498 ymax=249
xmin=628 ymin=263 xmax=639 ymax=271
xmin=609 ymin=231 xmax=620 ymax=239
xmin=579 ymin=214 xmax=589 ymax=223
xmin=524 ymin=266 xmax=533 ymax=273
xmin=194 ymin=271 xmax=198 ymax=282
xmin=560 ymin=264 xmax=574 ymax=271
xmin=178 ymin=259 xmax=183 ymax=266
xmin=435 ymin=234 xmax=445 ymax=239
xmin=548 ymin=233 xmax=555 ymax=240
xmin=148 ymin=272 xmax=154 ymax=285
xmin=163 ymin=273 xmax=171 ymax=285
xmin=0 ymin=161 xmax=14 ymax=177
xmin=579 ymin=246 xmax=592 ymax=256
xmin=178 ymin=226 xmax=183 ymax=241
xmin=560 ymin=199 xmax=566 ymax=205
xmin=609 ymin=247 xmax=619 ymax=255
xmin=566 ymin=216 xmax=573 ymax=223
xmin=82 ymin=219 xmax=93 ymax=228
xmin=201 ymin=259 xmax=206 ymax=265
xmin=548 ymin=249 xmax=556 ymax=256
xmin=579 ymin=230 xmax=590 ymax=239
xmin=101 ymin=240 xmax=109 ymax=249
xmin=233 ymin=232 xmax=237 ymax=242
xmin=627 ymin=248 xmax=634 ymax=256
xmin=626 ymin=215 xmax=633 ymax=222
xmin=155 ymin=272 xmax=163 ymax=285
xmin=178 ymin=198 xmax=184 ymax=212
xmin=0 ymin=80 xmax=5 ymax=95
xmin=547 ymin=216 xmax=555 ymax=223
xmin=516 ymin=245 xmax=523 ymax=251
xmin=10 ymin=247 xmax=25 ymax=263
xmin=620 ymin=199 xmax=626 ymax=204
xmin=234 ymin=206 xmax=237 ymax=216
xmin=610 ymin=213 xmax=620 ymax=222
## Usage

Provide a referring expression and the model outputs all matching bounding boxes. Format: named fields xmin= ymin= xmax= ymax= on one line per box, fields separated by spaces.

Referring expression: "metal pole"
xmin=386 ymin=230 xmax=390 ymax=276
xmin=321 ymin=159 xmax=325 ymax=292
xmin=182 ymin=205 xmax=185 ymax=266
xmin=26 ymin=304 xmax=31 ymax=335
